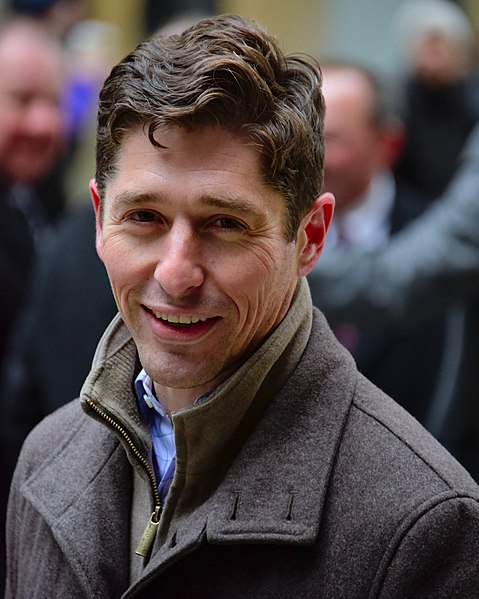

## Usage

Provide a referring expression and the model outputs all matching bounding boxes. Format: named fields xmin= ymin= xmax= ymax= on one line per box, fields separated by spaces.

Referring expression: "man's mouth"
xmin=149 ymin=308 xmax=210 ymax=327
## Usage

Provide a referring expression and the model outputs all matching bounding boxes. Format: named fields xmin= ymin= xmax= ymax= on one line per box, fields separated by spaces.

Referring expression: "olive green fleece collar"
xmin=81 ymin=278 xmax=313 ymax=512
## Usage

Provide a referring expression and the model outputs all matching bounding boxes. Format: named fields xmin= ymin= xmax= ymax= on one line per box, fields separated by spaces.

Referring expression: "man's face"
xmin=322 ymin=68 xmax=384 ymax=213
xmin=92 ymin=125 xmax=331 ymax=396
xmin=0 ymin=27 xmax=64 ymax=184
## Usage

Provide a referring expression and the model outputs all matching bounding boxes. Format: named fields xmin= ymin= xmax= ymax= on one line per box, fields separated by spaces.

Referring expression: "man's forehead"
xmin=112 ymin=125 xmax=263 ymax=176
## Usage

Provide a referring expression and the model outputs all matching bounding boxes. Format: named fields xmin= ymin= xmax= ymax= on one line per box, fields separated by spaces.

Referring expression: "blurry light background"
xmin=85 ymin=0 xmax=479 ymax=72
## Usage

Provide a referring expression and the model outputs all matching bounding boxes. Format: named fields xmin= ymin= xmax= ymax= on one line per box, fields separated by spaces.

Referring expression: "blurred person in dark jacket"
xmin=0 ymin=16 xmax=66 ymax=367
xmin=309 ymin=121 xmax=479 ymax=481
xmin=0 ymin=204 xmax=117 ymax=481
xmin=320 ymin=61 xmax=445 ymax=422
xmin=0 ymin=13 xmax=67 ymax=589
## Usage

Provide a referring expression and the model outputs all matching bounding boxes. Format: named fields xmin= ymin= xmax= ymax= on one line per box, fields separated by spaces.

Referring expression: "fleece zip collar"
xmin=80 ymin=279 xmax=313 ymax=536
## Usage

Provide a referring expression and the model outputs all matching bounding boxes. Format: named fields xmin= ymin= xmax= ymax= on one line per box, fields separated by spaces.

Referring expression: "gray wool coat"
xmin=6 ymin=307 xmax=479 ymax=598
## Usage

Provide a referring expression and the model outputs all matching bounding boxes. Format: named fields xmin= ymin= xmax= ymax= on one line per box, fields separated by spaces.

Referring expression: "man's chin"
xmin=142 ymin=358 xmax=221 ymax=392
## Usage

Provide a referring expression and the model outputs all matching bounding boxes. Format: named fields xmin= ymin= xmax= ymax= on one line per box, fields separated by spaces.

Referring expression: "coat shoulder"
xmin=349 ymin=373 xmax=479 ymax=493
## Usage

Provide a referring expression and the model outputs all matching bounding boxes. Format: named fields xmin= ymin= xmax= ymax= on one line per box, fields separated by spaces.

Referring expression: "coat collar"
xmin=207 ymin=309 xmax=356 ymax=545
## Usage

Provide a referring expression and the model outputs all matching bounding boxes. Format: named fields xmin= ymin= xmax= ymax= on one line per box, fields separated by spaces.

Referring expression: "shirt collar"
xmin=134 ymin=370 xmax=210 ymax=417
xmin=135 ymin=371 xmax=165 ymax=416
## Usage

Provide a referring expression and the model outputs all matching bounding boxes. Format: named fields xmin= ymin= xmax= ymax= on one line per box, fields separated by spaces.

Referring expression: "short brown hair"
xmin=95 ymin=13 xmax=325 ymax=240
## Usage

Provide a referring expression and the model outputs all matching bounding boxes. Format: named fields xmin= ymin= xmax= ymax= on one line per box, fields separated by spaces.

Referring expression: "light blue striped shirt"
xmin=134 ymin=370 xmax=176 ymax=505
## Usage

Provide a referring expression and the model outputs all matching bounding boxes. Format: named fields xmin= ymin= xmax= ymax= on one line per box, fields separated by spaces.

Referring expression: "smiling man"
xmin=92 ymin=125 xmax=313 ymax=413
xmin=6 ymin=14 xmax=479 ymax=599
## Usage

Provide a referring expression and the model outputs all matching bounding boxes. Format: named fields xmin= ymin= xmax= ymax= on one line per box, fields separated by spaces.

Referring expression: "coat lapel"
xmin=205 ymin=316 xmax=357 ymax=545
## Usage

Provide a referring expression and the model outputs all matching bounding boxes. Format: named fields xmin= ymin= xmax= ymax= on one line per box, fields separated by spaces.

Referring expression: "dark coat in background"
xmin=395 ymin=76 xmax=478 ymax=204
xmin=336 ymin=174 xmax=446 ymax=424
xmin=0 ymin=204 xmax=117 ymax=481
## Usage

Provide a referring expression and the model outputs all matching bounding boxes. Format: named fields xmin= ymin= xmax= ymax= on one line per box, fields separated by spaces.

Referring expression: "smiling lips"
xmin=153 ymin=310 xmax=208 ymax=325
xmin=145 ymin=307 xmax=216 ymax=333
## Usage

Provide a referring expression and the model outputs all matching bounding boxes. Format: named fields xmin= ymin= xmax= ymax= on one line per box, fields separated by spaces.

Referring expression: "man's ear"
xmin=89 ymin=178 xmax=104 ymax=262
xmin=297 ymin=192 xmax=335 ymax=277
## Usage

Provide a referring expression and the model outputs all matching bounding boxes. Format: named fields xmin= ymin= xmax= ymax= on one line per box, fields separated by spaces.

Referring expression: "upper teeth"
xmin=154 ymin=311 xmax=207 ymax=324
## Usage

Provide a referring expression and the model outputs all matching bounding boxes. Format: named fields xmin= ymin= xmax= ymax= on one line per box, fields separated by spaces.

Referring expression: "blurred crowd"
xmin=310 ymin=0 xmax=479 ymax=481
xmin=2 ymin=0 xmax=479 ymax=589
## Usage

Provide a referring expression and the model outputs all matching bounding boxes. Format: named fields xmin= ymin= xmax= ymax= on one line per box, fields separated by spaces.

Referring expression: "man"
xmin=321 ymin=62 xmax=445 ymax=423
xmin=6 ymin=14 xmax=479 ymax=598
xmin=309 ymin=118 xmax=479 ymax=483
xmin=321 ymin=62 xmax=405 ymax=250
xmin=0 ymin=16 xmax=66 ymax=366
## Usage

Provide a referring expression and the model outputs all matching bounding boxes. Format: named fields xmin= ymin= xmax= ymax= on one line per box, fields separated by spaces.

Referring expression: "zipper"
xmin=85 ymin=398 xmax=162 ymax=558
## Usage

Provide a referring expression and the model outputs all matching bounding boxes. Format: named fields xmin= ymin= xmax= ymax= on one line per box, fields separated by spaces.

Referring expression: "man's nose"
xmin=153 ymin=225 xmax=205 ymax=297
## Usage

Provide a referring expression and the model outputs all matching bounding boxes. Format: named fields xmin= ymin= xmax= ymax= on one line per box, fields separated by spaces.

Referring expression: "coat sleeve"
xmin=308 ymin=122 xmax=479 ymax=328
xmin=373 ymin=495 xmax=479 ymax=598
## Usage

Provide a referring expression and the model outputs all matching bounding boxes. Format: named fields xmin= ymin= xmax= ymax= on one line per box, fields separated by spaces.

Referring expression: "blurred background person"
xmin=320 ymin=61 xmax=446 ymax=423
xmin=309 ymin=1 xmax=479 ymax=483
xmin=309 ymin=120 xmax=479 ymax=482
xmin=392 ymin=0 xmax=479 ymax=204
xmin=0 ymin=13 xmax=68 ymax=588
xmin=0 ymin=3 xmax=124 ymax=589
xmin=0 ymin=16 xmax=66 ymax=373
xmin=8 ymin=0 xmax=123 ymax=204
xmin=0 ymin=203 xmax=117 ymax=483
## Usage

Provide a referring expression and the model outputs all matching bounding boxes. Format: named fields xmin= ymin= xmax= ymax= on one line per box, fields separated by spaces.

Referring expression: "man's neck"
xmin=153 ymin=368 xmax=234 ymax=415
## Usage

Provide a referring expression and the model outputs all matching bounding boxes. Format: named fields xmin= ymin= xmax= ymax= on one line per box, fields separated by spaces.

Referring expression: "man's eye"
xmin=129 ymin=211 xmax=158 ymax=223
xmin=214 ymin=217 xmax=245 ymax=230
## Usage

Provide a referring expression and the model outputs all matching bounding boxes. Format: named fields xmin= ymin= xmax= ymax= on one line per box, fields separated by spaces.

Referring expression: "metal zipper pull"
xmin=135 ymin=506 xmax=161 ymax=558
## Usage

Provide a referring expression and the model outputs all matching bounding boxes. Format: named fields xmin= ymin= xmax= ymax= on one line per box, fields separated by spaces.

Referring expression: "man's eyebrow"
xmin=199 ymin=193 xmax=265 ymax=218
xmin=112 ymin=191 xmax=161 ymax=206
